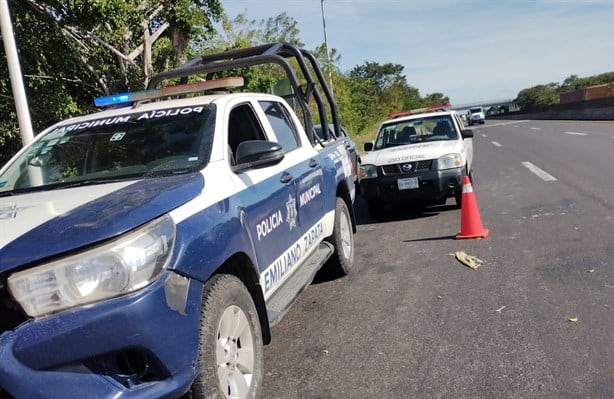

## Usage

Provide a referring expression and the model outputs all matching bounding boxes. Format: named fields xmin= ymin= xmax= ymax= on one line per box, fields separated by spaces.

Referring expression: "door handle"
xmin=280 ymin=172 xmax=293 ymax=183
xmin=308 ymin=158 xmax=318 ymax=168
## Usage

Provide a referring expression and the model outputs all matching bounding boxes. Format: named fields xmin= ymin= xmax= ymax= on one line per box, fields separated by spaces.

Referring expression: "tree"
xmin=344 ymin=61 xmax=429 ymax=133
xmin=559 ymin=72 xmax=614 ymax=93
xmin=423 ymin=92 xmax=450 ymax=107
xmin=0 ymin=0 xmax=222 ymax=164
xmin=515 ymin=83 xmax=559 ymax=110
xmin=349 ymin=62 xmax=407 ymax=95
xmin=515 ymin=71 xmax=614 ymax=110
xmin=560 ymin=74 xmax=580 ymax=92
xmin=200 ymin=11 xmax=307 ymax=94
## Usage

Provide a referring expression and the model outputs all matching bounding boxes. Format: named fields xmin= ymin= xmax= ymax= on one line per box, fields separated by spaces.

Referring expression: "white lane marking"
xmin=485 ymin=120 xmax=531 ymax=127
xmin=530 ymin=127 xmax=541 ymax=130
xmin=521 ymin=161 xmax=558 ymax=181
xmin=492 ymin=141 xmax=502 ymax=147
xmin=564 ymin=131 xmax=588 ymax=136
xmin=481 ymin=134 xmax=488 ymax=137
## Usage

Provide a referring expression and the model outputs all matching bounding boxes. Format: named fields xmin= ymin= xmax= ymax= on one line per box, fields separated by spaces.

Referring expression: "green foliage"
xmin=516 ymin=71 xmax=614 ymax=111
xmin=0 ymin=0 xmax=222 ymax=165
xmin=349 ymin=62 xmax=407 ymax=95
xmin=423 ymin=92 xmax=450 ymax=107
xmin=341 ymin=61 xmax=439 ymax=137
xmin=4 ymin=2 xmax=614 ymax=167
xmin=559 ymin=71 xmax=614 ymax=92
xmin=516 ymin=83 xmax=560 ymax=110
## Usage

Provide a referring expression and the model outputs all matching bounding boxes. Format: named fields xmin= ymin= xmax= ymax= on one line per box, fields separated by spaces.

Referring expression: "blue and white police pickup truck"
xmin=0 ymin=44 xmax=356 ymax=399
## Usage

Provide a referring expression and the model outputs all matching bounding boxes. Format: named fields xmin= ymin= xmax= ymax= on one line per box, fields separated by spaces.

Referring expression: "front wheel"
xmin=189 ymin=274 xmax=263 ymax=399
xmin=454 ymin=167 xmax=473 ymax=208
xmin=324 ymin=197 xmax=354 ymax=276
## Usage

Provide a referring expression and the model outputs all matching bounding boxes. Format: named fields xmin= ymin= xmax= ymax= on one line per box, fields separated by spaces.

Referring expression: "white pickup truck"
xmin=0 ymin=43 xmax=356 ymax=399
xmin=359 ymin=109 xmax=474 ymax=215
xmin=468 ymin=106 xmax=486 ymax=125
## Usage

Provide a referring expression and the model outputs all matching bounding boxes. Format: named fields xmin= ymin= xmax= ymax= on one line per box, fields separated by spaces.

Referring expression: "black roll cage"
xmin=147 ymin=42 xmax=341 ymax=146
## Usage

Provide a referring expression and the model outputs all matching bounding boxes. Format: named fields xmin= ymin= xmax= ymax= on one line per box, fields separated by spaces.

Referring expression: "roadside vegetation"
xmin=0 ymin=1 xmax=450 ymax=165
xmin=1 ymin=1 xmax=611 ymax=165
xmin=515 ymin=72 xmax=614 ymax=111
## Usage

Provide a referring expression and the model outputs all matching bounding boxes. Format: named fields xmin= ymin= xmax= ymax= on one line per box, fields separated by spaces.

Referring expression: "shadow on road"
xmin=312 ymin=196 xmax=459 ymax=285
xmin=353 ymin=195 xmax=458 ymax=226
xmin=403 ymin=234 xmax=457 ymax=242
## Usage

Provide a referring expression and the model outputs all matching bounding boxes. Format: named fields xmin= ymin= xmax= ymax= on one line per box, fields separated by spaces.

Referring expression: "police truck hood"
xmin=0 ymin=173 xmax=203 ymax=272
xmin=362 ymin=140 xmax=462 ymax=165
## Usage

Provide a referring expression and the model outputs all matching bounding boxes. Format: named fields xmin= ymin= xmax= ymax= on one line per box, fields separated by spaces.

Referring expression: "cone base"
xmin=456 ymin=228 xmax=489 ymax=240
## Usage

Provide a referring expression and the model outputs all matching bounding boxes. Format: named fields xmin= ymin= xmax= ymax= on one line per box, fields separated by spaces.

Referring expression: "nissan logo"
xmin=401 ymin=163 xmax=413 ymax=172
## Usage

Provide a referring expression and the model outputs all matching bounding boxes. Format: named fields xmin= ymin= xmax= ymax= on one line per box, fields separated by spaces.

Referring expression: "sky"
xmin=220 ymin=0 xmax=614 ymax=106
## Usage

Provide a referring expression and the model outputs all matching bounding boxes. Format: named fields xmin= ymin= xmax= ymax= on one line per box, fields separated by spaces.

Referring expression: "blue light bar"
xmin=94 ymin=93 xmax=137 ymax=107
xmin=93 ymin=77 xmax=244 ymax=107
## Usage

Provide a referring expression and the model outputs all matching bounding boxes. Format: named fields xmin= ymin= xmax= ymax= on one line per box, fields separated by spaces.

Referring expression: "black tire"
xmin=454 ymin=166 xmax=473 ymax=208
xmin=188 ymin=274 xmax=263 ymax=399
xmin=454 ymin=191 xmax=462 ymax=208
xmin=325 ymin=197 xmax=354 ymax=276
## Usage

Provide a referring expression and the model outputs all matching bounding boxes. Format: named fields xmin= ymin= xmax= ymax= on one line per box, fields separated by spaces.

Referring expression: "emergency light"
xmin=94 ymin=76 xmax=244 ymax=107
xmin=389 ymin=104 xmax=452 ymax=119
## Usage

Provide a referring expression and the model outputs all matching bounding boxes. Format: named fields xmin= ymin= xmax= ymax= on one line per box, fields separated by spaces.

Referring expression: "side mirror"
xmin=232 ymin=140 xmax=284 ymax=172
xmin=364 ymin=142 xmax=374 ymax=151
xmin=461 ymin=129 xmax=474 ymax=139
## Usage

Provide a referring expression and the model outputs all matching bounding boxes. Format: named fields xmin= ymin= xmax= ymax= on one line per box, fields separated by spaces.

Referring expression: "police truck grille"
xmin=381 ymin=160 xmax=432 ymax=175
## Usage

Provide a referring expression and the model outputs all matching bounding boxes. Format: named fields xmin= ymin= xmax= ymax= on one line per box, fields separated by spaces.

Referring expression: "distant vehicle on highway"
xmin=468 ymin=106 xmax=486 ymax=125
xmin=359 ymin=109 xmax=474 ymax=215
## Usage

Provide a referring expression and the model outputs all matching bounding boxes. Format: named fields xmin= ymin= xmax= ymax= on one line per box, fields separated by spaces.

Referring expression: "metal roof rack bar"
xmin=148 ymin=42 xmax=341 ymax=145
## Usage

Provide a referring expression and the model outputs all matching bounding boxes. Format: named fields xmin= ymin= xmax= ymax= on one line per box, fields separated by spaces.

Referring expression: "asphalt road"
xmin=261 ymin=119 xmax=614 ymax=399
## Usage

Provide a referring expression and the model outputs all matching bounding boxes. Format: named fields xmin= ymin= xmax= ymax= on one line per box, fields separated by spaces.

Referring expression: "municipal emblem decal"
xmin=285 ymin=194 xmax=297 ymax=231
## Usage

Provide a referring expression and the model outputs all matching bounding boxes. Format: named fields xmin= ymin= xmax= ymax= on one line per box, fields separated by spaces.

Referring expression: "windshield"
xmin=0 ymin=105 xmax=215 ymax=194
xmin=374 ymin=114 xmax=458 ymax=150
xmin=470 ymin=107 xmax=482 ymax=113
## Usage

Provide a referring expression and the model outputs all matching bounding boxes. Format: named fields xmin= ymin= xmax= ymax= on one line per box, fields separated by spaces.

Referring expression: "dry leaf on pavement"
xmin=455 ymin=251 xmax=484 ymax=270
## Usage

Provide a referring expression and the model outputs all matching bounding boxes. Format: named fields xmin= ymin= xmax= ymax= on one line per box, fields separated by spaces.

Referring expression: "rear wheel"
xmin=325 ymin=197 xmax=354 ymax=276
xmin=189 ymin=274 xmax=263 ymax=399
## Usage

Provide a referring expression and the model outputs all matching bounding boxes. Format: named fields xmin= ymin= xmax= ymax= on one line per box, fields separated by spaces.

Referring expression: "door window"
xmin=258 ymin=101 xmax=299 ymax=152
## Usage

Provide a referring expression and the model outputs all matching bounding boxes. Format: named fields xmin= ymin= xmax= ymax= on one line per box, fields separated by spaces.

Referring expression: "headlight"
xmin=359 ymin=164 xmax=378 ymax=179
xmin=437 ymin=153 xmax=463 ymax=170
xmin=8 ymin=215 xmax=175 ymax=317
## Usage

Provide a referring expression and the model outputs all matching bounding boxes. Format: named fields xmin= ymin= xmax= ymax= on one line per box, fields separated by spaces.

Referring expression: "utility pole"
xmin=320 ymin=0 xmax=333 ymax=95
xmin=1 ymin=0 xmax=34 ymax=145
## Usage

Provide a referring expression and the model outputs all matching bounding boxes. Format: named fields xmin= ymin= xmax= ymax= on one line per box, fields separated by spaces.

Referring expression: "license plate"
xmin=397 ymin=177 xmax=419 ymax=190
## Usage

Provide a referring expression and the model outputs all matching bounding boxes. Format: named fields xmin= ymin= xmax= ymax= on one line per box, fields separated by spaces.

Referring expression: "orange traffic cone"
xmin=456 ymin=176 xmax=489 ymax=239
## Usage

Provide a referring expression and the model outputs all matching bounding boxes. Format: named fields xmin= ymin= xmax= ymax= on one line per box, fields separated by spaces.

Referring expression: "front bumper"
xmin=360 ymin=166 xmax=464 ymax=205
xmin=0 ymin=271 xmax=203 ymax=399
